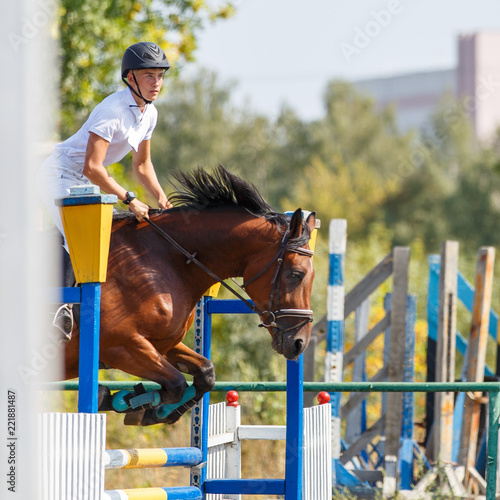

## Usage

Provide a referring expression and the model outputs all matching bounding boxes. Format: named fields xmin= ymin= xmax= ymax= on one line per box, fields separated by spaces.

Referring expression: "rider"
xmin=37 ymin=42 xmax=173 ymax=340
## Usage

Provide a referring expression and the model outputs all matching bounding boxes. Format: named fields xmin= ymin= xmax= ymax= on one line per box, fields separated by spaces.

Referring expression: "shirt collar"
xmin=124 ymin=87 xmax=149 ymax=123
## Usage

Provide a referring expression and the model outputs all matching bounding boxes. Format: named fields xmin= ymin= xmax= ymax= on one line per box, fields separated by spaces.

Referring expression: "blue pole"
xmin=426 ymin=255 xmax=439 ymax=447
xmin=400 ymin=294 xmax=416 ymax=490
xmin=77 ymin=282 xmax=101 ymax=413
xmin=200 ymin=296 xmax=212 ymax=490
xmin=190 ymin=297 xmax=212 ymax=491
xmin=285 ymin=356 xmax=303 ymax=500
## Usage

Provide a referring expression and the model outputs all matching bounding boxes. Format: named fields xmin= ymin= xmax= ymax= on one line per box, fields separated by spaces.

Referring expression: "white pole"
xmin=325 ymin=219 xmax=347 ymax=482
xmin=0 ymin=1 xmax=59 ymax=499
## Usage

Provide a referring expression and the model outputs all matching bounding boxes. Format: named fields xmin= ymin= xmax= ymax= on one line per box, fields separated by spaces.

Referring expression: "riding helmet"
xmin=121 ymin=42 xmax=170 ymax=79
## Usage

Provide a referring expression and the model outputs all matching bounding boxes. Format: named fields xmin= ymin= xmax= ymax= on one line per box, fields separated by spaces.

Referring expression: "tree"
xmin=381 ymin=94 xmax=500 ymax=252
xmin=281 ymin=81 xmax=414 ymax=240
xmin=58 ymin=0 xmax=234 ymax=136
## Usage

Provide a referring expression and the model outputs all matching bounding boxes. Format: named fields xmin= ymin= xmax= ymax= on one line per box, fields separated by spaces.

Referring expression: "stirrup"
xmin=53 ymin=304 xmax=74 ymax=342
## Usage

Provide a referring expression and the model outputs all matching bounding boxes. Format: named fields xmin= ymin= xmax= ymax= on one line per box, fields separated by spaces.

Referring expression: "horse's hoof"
xmin=139 ymin=409 xmax=161 ymax=426
xmin=123 ymin=410 xmax=146 ymax=426
xmin=128 ymin=408 xmax=176 ymax=426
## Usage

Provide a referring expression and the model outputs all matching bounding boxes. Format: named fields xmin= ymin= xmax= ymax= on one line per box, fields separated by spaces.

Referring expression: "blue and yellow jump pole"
xmin=55 ymin=185 xmax=116 ymax=413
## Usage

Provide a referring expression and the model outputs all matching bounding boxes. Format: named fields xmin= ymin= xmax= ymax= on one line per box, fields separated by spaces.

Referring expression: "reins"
xmin=144 ymin=215 xmax=314 ymax=335
xmin=144 ymin=217 xmax=258 ymax=314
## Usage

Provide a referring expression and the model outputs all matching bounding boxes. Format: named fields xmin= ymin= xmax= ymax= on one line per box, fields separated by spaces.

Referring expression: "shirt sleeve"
xmin=87 ymin=104 xmax=120 ymax=143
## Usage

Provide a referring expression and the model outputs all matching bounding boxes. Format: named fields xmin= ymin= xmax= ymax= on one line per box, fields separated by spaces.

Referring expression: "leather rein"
xmin=144 ymin=217 xmax=314 ymax=336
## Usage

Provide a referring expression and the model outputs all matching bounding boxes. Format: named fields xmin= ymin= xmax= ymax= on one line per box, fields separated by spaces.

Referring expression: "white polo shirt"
xmin=55 ymin=87 xmax=157 ymax=174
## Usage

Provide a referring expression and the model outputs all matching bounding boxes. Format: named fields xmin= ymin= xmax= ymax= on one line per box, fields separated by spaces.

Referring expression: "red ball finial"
xmin=317 ymin=391 xmax=330 ymax=405
xmin=226 ymin=390 xmax=239 ymax=407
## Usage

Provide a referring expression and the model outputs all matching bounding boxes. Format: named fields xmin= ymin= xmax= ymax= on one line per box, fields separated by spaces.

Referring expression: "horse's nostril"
xmin=294 ymin=338 xmax=304 ymax=354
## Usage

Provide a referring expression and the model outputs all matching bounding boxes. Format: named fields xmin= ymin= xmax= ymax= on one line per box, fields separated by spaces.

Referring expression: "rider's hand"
xmin=128 ymin=198 xmax=150 ymax=221
xmin=158 ymin=195 xmax=173 ymax=210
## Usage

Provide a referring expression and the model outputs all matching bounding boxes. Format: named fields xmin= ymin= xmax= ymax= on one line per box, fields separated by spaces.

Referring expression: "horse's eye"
xmin=289 ymin=270 xmax=305 ymax=282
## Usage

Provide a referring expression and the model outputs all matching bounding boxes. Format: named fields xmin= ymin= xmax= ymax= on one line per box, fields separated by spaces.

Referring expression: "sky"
xmin=191 ymin=0 xmax=500 ymax=120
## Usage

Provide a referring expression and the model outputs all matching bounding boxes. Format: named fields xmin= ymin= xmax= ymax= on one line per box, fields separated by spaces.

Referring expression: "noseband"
xmin=145 ymin=219 xmax=314 ymax=337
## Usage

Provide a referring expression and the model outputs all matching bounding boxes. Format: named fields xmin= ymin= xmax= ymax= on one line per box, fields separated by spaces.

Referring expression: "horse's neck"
xmin=176 ymin=210 xmax=276 ymax=280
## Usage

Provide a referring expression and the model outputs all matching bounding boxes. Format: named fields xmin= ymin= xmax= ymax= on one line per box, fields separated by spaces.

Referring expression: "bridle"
xmin=144 ymin=218 xmax=314 ymax=337
xmin=239 ymin=230 xmax=314 ymax=335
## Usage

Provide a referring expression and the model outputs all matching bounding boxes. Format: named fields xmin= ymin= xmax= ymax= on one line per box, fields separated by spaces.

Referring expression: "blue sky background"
xmin=190 ymin=0 xmax=500 ymax=120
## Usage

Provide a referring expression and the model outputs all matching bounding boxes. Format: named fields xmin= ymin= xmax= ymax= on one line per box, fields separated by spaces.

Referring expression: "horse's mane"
xmin=114 ymin=165 xmax=311 ymax=249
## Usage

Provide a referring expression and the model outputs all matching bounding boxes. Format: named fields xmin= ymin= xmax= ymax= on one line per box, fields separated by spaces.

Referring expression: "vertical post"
xmin=345 ymin=298 xmax=370 ymax=447
xmin=384 ymin=247 xmax=410 ymax=494
xmin=400 ymin=294 xmax=417 ymax=490
xmin=425 ymin=254 xmax=440 ymax=458
xmin=486 ymin=390 xmax=500 ymax=499
xmin=303 ymin=333 xmax=317 ymax=408
xmin=285 ymin=356 xmax=303 ymax=500
xmin=379 ymin=293 xmax=392 ymax=462
xmin=325 ymin=219 xmax=347 ymax=483
xmin=191 ymin=296 xmax=212 ymax=490
xmin=78 ymin=283 xmax=101 ymax=413
xmin=459 ymin=247 xmax=495 ymax=483
xmin=225 ymin=396 xmax=242 ymax=500
xmin=434 ymin=241 xmax=458 ymax=462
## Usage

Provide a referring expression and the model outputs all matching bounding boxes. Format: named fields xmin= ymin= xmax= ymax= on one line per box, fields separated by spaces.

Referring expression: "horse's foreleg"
xmin=100 ymin=336 xmax=188 ymax=407
xmin=167 ymin=342 xmax=215 ymax=394
xmin=154 ymin=342 xmax=215 ymax=425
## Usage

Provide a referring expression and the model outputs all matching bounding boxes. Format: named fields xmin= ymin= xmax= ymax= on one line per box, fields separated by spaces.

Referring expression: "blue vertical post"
xmin=426 ymin=255 xmax=440 ymax=448
xmin=78 ymin=282 xmax=101 ymax=413
xmin=326 ymin=219 xmax=347 ymax=484
xmin=285 ymin=356 xmax=303 ymax=500
xmin=201 ymin=296 xmax=212 ymax=489
xmin=191 ymin=296 xmax=212 ymax=491
xmin=400 ymin=294 xmax=416 ymax=490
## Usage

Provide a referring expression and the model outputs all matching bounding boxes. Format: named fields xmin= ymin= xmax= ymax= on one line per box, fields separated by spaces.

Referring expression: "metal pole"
xmin=78 ymin=282 xmax=101 ymax=413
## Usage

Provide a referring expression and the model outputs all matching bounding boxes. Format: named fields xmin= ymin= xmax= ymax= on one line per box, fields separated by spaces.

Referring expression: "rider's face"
xmin=128 ymin=68 xmax=164 ymax=103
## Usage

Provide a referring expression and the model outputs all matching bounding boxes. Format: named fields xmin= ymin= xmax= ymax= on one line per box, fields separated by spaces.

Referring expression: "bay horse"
xmin=63 ymin=165 xmax=316 ymax=425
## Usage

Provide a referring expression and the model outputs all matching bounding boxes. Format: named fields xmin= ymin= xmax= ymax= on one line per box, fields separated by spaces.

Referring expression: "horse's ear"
xmin=306 ymin=211 xmax=316 ymax=239
xmin=289 ymin=208 xmax=304 ymax=239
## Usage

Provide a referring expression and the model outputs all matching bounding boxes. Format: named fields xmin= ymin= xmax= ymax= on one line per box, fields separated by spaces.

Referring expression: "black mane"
xmin=169 ymin=164 xmax=274 ymax=215
xmin=115 ymin=165 xmax=312 ymax=248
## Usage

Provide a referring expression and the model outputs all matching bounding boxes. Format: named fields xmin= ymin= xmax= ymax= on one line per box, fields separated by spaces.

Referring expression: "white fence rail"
xmin=206 ymin=401 xmax=332 ymax=500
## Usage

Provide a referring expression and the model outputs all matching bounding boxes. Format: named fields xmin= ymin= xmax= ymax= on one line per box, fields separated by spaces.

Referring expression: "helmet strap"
xmin=123 ymin=70 xmax=152 ymax=106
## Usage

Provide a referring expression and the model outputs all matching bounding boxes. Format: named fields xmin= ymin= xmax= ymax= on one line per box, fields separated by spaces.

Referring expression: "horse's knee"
xmin=198 ymin=359 xmax=215 ymax=392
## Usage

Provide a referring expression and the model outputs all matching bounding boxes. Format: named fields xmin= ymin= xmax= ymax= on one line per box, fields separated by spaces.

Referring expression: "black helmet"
xmin=121 ymin=42 xmax=170 ymax=105
xmin=121 ymin=42 xmax=170 ymax=79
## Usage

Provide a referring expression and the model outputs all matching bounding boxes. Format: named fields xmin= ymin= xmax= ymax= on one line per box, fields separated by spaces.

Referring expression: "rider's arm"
xmin=83 ymin=132 xmax=150 ymax=220
xmin=133 ymin=139 xmax=172 ymax=209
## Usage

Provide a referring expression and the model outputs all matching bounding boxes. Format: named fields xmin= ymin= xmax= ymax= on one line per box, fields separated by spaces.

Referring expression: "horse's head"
xmin=243 ymin=209 xmax=317 ymax=360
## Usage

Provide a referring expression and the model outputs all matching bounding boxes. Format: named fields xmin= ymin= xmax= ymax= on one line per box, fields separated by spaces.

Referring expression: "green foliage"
xmin=382 ymin=94 xmax=500 ymax=253
xmin=58 ymin=0 xmax=234 ymax=136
